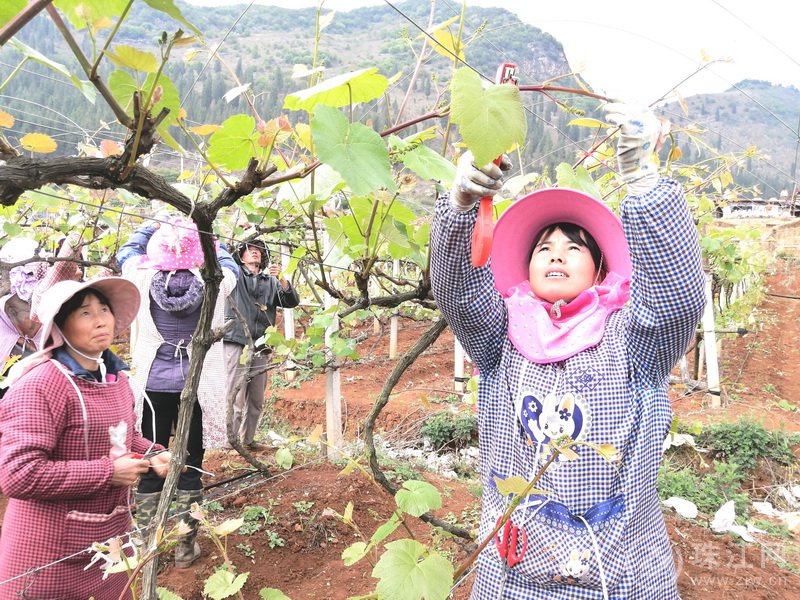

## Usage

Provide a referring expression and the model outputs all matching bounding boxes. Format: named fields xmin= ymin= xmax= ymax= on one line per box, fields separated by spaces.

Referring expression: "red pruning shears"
xmin=471 ymin=62 xmax=520 ymax=268
xmin=495 ymin=516 xmax=528 ymax=567
xmin=122 ymin=449 xmax=165 ymax=460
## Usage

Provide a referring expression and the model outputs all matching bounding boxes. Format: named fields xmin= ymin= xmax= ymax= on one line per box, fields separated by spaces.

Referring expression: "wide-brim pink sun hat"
xmin=491 ymin=188 xmax=632 ymax=297
xmin=36 ymin=276 xmax=141 ymax=349
xmin=137 ymin=218 xmax=205 ymax=271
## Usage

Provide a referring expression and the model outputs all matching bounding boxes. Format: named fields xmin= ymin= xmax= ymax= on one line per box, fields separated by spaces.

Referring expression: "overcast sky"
xmin=185 ymin=0 xmax=800 ymax=105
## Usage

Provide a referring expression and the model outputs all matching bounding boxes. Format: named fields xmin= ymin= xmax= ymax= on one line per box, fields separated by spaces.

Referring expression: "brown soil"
xmin=671 ymin=257 xmax=800 ymax=432
xmin=159 ymin=461 xmax=477 ymax=600
xmin=2 ymin=258 xmax=799 ymax=599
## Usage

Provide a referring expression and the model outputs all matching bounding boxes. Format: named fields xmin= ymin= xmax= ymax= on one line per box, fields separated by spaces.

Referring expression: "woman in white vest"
xmin=117 ymin=216 xmax=238 ymax=568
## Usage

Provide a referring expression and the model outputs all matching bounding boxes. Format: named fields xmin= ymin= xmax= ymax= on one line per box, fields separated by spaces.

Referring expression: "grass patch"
xmin=658 ymin=460 xmax=749 ymax=516
xmin=697 ymin=420 xmax=797 ymax=471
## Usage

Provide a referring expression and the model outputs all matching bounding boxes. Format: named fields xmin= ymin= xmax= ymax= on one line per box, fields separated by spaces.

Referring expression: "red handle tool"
xmin=121 ymin=449 xmax=166 ymax=460
xmin=495 ymin=516 xmax=528 ymax=567
xmin=470 ymin=62 xmax=519 ymax=268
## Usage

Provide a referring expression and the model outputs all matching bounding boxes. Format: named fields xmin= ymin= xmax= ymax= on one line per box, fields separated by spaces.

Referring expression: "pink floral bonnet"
xmin=137 ymin=218 xmax=205 ymax=271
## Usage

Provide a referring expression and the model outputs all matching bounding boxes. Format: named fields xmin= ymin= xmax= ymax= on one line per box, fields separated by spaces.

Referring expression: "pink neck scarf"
xmin=504 ymin=272 xmax=630 ymax=363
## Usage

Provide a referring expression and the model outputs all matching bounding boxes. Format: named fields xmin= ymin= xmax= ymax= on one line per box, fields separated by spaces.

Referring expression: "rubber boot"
xmin=173 ymin=489 xmax=203 ymax=568
xmin=133 ymin=491 xmax=162 ymax=533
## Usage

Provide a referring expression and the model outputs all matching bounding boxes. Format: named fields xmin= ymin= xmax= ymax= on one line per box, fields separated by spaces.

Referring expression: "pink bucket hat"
xmin=7 ymin=276 xmax=140 ymax=383
xmin=138 ymin=218 xmax=205 ymax=271
xmin=491 ymin=188 xmax=632 ymax=297
xmin=36 ymin=276 xmax=141 ymax=349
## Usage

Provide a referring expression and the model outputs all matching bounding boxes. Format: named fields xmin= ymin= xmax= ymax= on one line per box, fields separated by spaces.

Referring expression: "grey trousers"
xmin=223 ymin=341 xmax=269 ymax=445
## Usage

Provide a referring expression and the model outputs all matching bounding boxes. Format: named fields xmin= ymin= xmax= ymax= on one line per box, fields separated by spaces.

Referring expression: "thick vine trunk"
xmin=363 ymin=318 xmax=472 ymax=540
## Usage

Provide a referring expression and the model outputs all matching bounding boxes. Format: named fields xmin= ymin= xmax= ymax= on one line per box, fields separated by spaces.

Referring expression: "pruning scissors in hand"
xmin=122 ymin=450 xmax=214 ymax=476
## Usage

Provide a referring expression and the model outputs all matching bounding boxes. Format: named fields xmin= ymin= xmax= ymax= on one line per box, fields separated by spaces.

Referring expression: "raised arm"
xmin=266 ymin=264 xmax=299 ymax=308
xmin=116 ymin=223 xmax=157 ymax=270
xmin=430 ymin=152 xmax=512 ymax=374
xmin=217 ymin=241 xmax=241 ymax=278
xmin=606 ymin=104 xmax=705 ymax=383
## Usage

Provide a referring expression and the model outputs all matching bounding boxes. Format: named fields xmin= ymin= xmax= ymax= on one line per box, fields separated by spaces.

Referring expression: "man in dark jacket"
xmin=223 ymin=240 xmax=300 ymax=449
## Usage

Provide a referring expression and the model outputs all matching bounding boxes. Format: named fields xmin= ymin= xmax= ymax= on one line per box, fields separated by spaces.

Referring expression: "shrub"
xmin=698 ymin=420 xmax=796 ymax=471
xmin=420 ymin=410 xmax=478 ymax=450
xmin=385 ymin=463 xmax=420 ymax=483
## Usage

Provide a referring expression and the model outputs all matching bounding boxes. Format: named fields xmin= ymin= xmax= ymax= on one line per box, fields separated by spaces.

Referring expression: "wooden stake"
xmin=702 ymin=270 xmax=721 ymax=407
xmin=389 ymin=258 xmax=399 ymax=359
xmin=454 ymin=338 xmax=465 ymax=393
xmin=281 ymin=244 xmax=296 ymax=382
xmin=323 ymin=233 xmax=342 ymax=459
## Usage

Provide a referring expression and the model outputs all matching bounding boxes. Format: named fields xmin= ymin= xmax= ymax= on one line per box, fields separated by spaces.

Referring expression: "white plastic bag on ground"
xmin=662 ymin=496 xmax=698 ymax=519
xmin=710 ymin=500 xmax=755 ymax=542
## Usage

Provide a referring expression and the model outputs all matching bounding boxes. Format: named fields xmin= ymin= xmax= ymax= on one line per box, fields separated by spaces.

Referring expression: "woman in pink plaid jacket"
xmin=0 ymin=277 xmax=173 ymax=600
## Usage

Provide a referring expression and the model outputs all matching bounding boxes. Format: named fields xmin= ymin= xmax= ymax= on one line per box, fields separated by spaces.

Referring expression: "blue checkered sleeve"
xmin=620 ymin=178 xmax=706 ymax=384
xmin=430 ymin=192 xmax=508 ymax=374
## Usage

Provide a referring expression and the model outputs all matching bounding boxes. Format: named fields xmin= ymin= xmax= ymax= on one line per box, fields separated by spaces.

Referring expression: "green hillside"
xmin=0 ymin=0 xmax=797 ymax=195
xmin=665 ymin=80 xmax=800 ymax=197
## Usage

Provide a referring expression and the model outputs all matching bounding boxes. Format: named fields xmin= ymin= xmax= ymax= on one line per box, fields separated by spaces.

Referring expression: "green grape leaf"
xmin=276 ymin=164 xmax=345 ymax=206
xmin=390 ymin=135 xmax=455 ymax=183
xmin=274 ymin=447 xmax=293 ymax=470
xmin=156 ymin=588 xmax=184 ymax=600
xmin=331 ymin=335 xmax=358 ymax=359
xmin=141 ymin=0 xmax=202 ymax=35
xmin=284 ymin=68 xmax=388 ymax=113
xmin=555 ymin=163 xmax=602 ymax=199
xmin=449 ymin=67 xmax=526 ymax=167
xmin=53 ymin=0 xmax=128 ymax=30
xmin=7 ymin=39 xmax=95 ymax=103
xmin=381 ymin=220 xmax=413 ymax=255
xmin=207 ymin=114 xmax=258 ymax=170
xmin=386 ymin=197 xmax=415 ymax=222
xmin=146 ymin=73 xmax=181 ymax=122
xmin=312 ymin=106 xmax=395 ymax=196
xmin=395 ymin=480 xmax=441 ymax=517
xmin=372 ymin=539 xmax=454 ymax=600
xmin=2 ymin=223 xmax=23 ymax=237
xmin=412 ymin=222 xmax=430 ymax=248
xmin=286 ymin=246 xmax=307 ymax=275
xmin=0 ymin=0 xmax=26 ymax=28
xmin=104 ymin=46 xmax=158 ymax=73
xmin=202 ymin=570 xmax=248 ymax=600
xmin=341 ymin=541 xmax=369 ymax=566
xmin=493 ymin=476 xmax=550 ymax=498
xmin=108 ymin=70 xmax=180 ymax=127
xmin=323 ymin=215 xmax=360 ymax=259
xmin=29 ymin=195 xmax=61 ymax=209
xmin=370 ymin=514 xmax=401 ymax=545
xmin=259 ymin=589 xmax=292 ymax=600
xmin=108 ymin=70 xmax=139 ymax=115
xmin=156 ymin=123 xmax=183 ymax=152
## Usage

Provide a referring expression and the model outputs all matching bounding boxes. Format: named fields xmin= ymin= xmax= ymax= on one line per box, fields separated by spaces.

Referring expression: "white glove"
xmin=604 ymin=103 xmax=670 ymax=196
xmin=450 ymin=150 xmax=512 ymax=211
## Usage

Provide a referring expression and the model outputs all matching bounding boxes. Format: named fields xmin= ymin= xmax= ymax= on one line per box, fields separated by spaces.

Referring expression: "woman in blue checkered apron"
xmin=430 ymin=104 xmax=706 ymax=599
